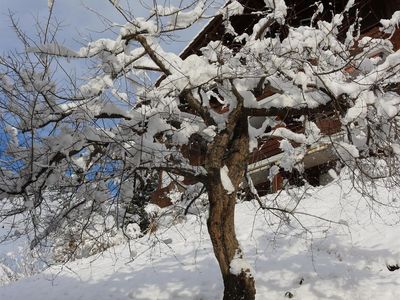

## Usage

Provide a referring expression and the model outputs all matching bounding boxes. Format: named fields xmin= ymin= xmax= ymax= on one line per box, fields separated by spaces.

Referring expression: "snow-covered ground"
xmin=1 ymin=177 xmax=400 ymax=299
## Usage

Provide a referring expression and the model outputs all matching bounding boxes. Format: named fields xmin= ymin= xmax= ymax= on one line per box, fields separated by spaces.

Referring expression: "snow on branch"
xmin=381 ymin=11 xmax=400 ymax=35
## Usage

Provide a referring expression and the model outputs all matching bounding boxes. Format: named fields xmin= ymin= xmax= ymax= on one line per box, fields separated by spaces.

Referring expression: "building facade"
xmin=151 ymin=0 xmax=400 ymax=205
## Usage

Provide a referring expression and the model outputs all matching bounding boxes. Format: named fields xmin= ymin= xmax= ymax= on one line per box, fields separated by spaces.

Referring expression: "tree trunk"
xmin=207 ymin=182 xmax=256 ymax=300
xmin=205 ymin=116 xmax=255 ymax=300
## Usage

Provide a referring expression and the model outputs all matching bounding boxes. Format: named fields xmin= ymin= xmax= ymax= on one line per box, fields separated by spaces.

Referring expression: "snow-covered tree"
xmin=1 ymin=0 xmax=400 ymax=299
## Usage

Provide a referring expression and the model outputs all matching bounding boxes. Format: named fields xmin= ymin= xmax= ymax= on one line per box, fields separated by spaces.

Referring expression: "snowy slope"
xmin=1 ymin=177 xmax=400 ymax=300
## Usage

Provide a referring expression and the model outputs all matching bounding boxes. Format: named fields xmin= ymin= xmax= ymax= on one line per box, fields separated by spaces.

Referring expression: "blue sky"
xmin=0 ymin=0 xmax=213 ymax=54
xmin=1 ymin=1 xmax=140 ymax=51
xmin=0 ymin=1 xmax=142 ymax=156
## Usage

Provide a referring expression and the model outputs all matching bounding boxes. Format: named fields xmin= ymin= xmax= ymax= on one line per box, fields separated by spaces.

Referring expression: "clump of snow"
xmin=380 ymin=11 xmax=400 ymax=35
xmin=328 ymin=169 xmax=339 ymax=180
xmin=344 ymin=0 xmax=355 ymax=12
xmin=264 ymin=0 xmax=287 ymax=24
xmin=0 ymin=264 xmax=15 ymax=286
xmin=310 ymin=3 xmax=324 ymax=25
xmin=268 ymin=127 xmax=306 ymax=144
xmin=376 ymin=92 xmax=400 ymax=118
xmin=181 ymin=55 xmax=218 ymax=87
xmin=110 ymin=0 xmax=119 ymax=6
xmin=219 ymin=0 xmax=244 ymax=19
xmin=202 ymin=125 xmax=216 ymax=140
xmin=230 ymin=250 xmax=253 ymax=277
xmin=279 ymin=139 xmax=304 ymax=172
xmin=304 ymin=120 xmax=321 ymax=145
xmin=165 ymin=1 xmax=206 ymax=30
xmin=47 ymin=0 xmax=54 ymax=10
xmin=201 ymin=40 xmax=229 ymax=62
xmin=220 ymin=165 xmax=235 ymax=194
xmin=144 ymin=203 xmax=161 ymax=217
xmin=343 ymin=93 xmax=368 ymax=125
xmin=27 ymin=43 xmax=80 ymax=58
xmin=268 ymin=165 xmax=280 ymax=181
xmin=120 ymin=18 xmax=158 ymax=36
xmin=124 ymin=223 xmax=141 ymax=240
xmin=80 ymin=75 xmax=113 ymax=97
xmin=392 ymin=143 xmax=400 ymax=155
xmin=336 ymin=141 xmax=359 ymax=161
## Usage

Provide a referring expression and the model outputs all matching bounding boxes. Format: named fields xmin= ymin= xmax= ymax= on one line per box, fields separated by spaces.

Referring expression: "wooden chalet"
xmin=152 ymin=0 xmax=400 ymax=205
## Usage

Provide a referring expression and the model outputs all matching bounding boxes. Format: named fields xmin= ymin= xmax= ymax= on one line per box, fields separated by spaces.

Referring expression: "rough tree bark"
xmin=206 ymin=116 xmax=256 ymax=300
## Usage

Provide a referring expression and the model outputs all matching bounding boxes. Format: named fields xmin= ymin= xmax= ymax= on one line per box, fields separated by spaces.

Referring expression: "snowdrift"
xmin=1 ymin=178 xmax=400 ymax=299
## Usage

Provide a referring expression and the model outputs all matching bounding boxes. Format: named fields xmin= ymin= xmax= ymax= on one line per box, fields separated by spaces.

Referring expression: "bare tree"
xmin=1 ymin=0 xmax=400 ymax=299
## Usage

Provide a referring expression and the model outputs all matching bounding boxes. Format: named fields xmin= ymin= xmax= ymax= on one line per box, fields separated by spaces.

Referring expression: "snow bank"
xmin=2 ymin=178 xmax=400 ymax=299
